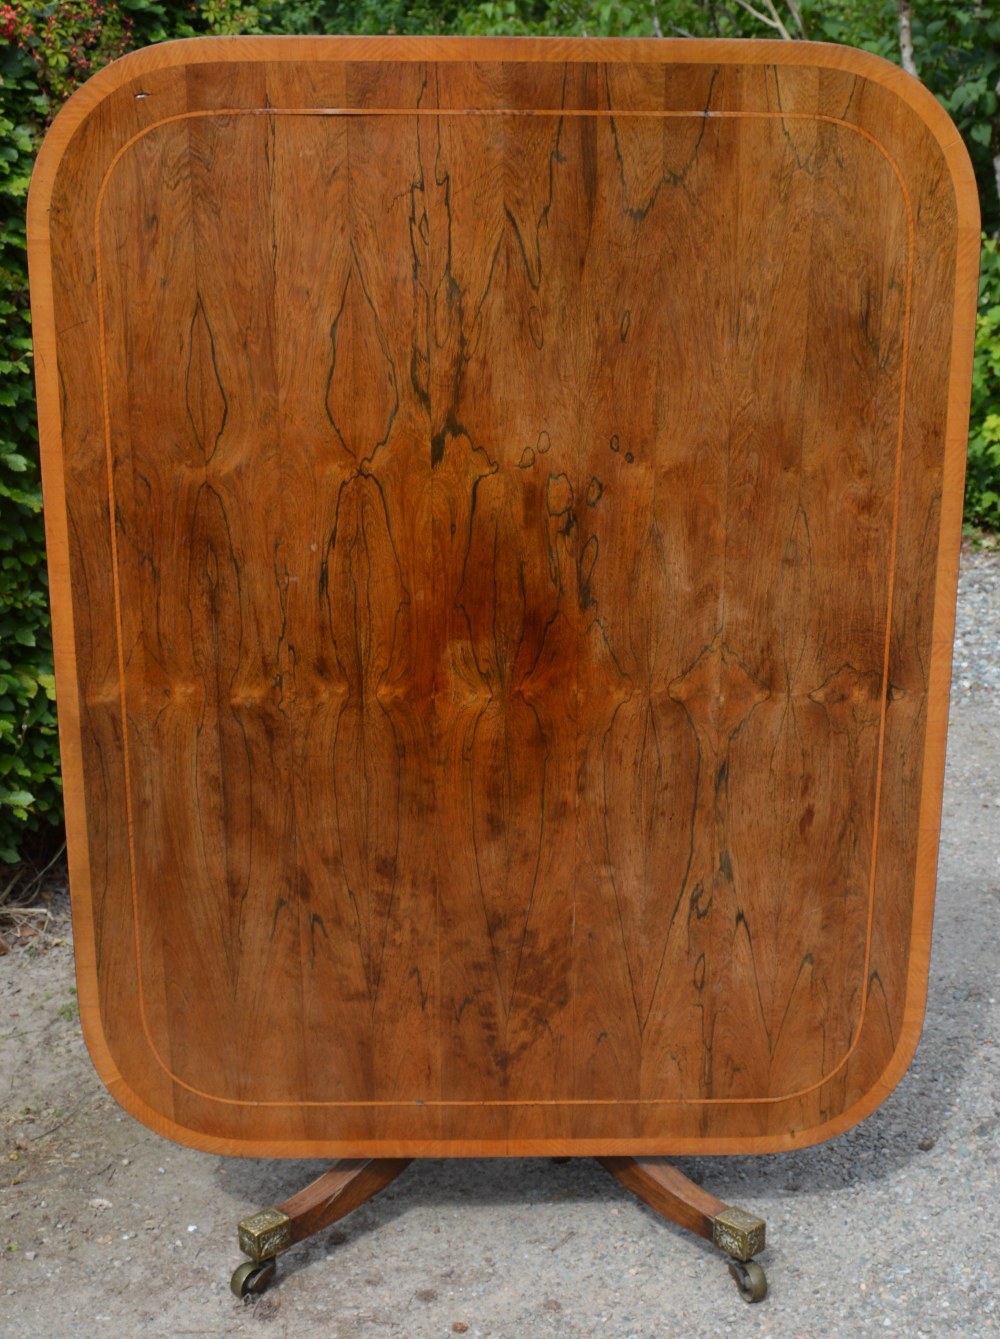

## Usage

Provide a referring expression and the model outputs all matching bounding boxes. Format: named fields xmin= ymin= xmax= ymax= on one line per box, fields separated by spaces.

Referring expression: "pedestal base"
xmin=231 ymin=1156 xmax=767 ymax=1303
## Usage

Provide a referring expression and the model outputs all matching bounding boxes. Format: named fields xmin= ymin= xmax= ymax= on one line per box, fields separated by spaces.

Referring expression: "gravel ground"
xmin=952 ymin=541 xmax=1000 ymax=704
xmin=1 ymin=544 xmax=997 ymax=1339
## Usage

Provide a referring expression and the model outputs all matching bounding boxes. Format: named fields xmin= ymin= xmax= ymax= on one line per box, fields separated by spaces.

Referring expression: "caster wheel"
xmin=231 ymin=1259 xmax=276 ymax=1299
xmin=728 ymin=1259 xmax=767 ymax=1303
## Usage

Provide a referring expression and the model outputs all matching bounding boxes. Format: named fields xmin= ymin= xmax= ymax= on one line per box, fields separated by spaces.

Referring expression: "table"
xmin=28 ymin=34 xmax=980 ymax=1301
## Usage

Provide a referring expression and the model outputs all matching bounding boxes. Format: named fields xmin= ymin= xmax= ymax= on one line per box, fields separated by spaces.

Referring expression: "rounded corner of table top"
xmin=72 ymin=985 xmax=202 ymax=1156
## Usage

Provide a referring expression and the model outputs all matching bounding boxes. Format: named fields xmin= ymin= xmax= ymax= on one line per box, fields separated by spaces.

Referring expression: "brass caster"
xmin=728 ymin=1258 xmax=767 ymax=1303
xmin=231 ymin=1258 xmax=277 ymax=1299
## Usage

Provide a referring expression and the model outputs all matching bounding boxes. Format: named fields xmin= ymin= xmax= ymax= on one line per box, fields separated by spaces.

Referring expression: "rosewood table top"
xmin=28 ymin=36 xmax=979 ymax=1157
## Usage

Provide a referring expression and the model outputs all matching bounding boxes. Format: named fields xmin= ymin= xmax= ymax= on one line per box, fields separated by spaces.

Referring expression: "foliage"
xmin=0 ymin=38 xmax=59 ymax=862
xmin=967 ymin=237 xmax=1000 ymax=530
xmin=0 ymin=0 xmax=998 ymax=865
xmin=5 ymin=0 xmax=134 ymax=105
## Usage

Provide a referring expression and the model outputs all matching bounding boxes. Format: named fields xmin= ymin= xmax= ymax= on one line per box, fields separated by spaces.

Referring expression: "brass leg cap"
xmin=712 ymin=1206 xmax=766 ymax=1262
xmin=237 ymin=1207 xmax=292 ymax=1262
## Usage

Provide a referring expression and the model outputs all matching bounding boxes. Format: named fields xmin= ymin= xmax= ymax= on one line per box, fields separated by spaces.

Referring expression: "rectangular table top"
xmin=28 ymin=35 xmax=979 ymax=1156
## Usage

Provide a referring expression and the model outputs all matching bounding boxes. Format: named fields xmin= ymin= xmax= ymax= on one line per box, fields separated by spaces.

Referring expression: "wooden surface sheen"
xmin=28 ymin=37 xmax=980 ymax=1157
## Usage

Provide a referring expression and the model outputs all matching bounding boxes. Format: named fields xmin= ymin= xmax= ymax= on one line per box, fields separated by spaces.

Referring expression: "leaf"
xmin=2 ymin=790 xmax=34 ymax=808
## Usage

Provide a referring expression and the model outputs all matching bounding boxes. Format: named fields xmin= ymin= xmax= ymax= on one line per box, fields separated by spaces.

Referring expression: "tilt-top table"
xmin=28 ymin=35 xmax=979 ymax=1303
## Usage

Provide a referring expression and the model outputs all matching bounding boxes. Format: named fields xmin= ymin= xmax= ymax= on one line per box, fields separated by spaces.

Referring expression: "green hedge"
xmin=968 ymin=237 xmax=1000 ymax=531
xmin=1 ymin=0 xmax=998 ymax=864
xmin=0 ymin=34 xmax=57 ymax=863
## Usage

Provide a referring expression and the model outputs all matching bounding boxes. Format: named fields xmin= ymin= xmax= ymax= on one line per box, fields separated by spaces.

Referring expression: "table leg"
xmin=231 ymin=1158 xmax=411 ymax=1297
xmin=599 ymin=1156 xmax=768 ymax=1302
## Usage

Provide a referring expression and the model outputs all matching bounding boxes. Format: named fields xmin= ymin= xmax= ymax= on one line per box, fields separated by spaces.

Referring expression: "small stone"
xmin=917 ymin=1137 xmax=935 ymax=1151
xmin=452 ymin=1324 xmax=469 ymax=1334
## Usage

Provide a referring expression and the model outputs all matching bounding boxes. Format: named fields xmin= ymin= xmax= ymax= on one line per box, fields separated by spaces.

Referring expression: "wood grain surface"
xmin=28 ymin=37 xmax=980 ymax=1156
